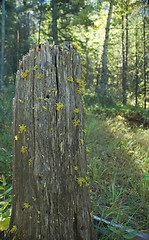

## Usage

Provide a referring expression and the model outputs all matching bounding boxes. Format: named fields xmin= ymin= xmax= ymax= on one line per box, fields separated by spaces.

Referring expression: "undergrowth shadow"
xmin=86 ymin=113 xmax=149 ymax=239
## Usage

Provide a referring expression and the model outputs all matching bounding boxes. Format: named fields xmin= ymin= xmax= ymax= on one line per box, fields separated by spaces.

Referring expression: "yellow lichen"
xmin=32 ymin=197 xmax=36 ymax=201
xmin=33 ymin=65 xmax=38 ymax=71
xmin=10 ymin=225 xmax=17 ymax=234
xmin=37 ymin=73 xmax=43 ymax=80
xmin=80 ymin=139 xmax=84 ymax=145
xmin=29 ymin=158 xmax=32 ymax=166
xmin=74 ymin=166 xmax=78 ymax=171
xmin=90 ymin=211 xmax=93 ymax=218
xmin=15 ymin=135 xmax=18 ymax=141
xmin=76 ymin=78 xmax=86 ymax=95
xmin=42 ymin=106 xmax=47 ymax=110
xmin=36 ymin=97 xmax=42 ymax=100
xmin=52 ymin=88 xmax=56 ymax=93
xmin=19 ymin=99 xmax=24 ymax=104
xmin=21 ymin=70 xmax=29 ymax=79
xmin=21 ymin=146 xmax=28 ymax=154
xmin=74 ymin=108 xmax=79 ymax=114
xmin=18 ymin=124 xmax=27 ymax=133
xmin=56 ymin=103 xmax=64 ymax=111
xmin=77 ymin=177 xmax=85 ymax=187
xmin=82 ymin=129 xmax=87 ymax=134
xmin=67 ymin=76 xmax=73 ymax=82
xmin=24 ymin=203 xmax=30 ymax=209
xmin=73 ymin=119 xmax=80 ymax=127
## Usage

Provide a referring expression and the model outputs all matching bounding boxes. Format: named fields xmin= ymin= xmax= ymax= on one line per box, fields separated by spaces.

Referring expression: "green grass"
xmin=86 ymin=111 xmax=149 ymax=239
xmin=0 ymin=84 xmax=14 ymax=232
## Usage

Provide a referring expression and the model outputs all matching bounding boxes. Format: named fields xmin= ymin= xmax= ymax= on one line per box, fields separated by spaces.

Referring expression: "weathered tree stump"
xmin=9 ymin=42 xmax=95 ymax=240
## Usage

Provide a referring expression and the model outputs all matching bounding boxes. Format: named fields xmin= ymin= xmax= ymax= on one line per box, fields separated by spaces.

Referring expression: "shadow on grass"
xmin=85 ymin=113 xmax=149 ymax=238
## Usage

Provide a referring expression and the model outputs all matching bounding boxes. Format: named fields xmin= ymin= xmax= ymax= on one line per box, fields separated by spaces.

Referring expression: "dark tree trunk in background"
xmin=38 ymin=12 xmax=42 ymax=44
xmin=122 ymin=0 xmax=129 ymax=106
xmin=143 ymin=14 xmax=147 ymax=109
xmin=135 ymin=25 xmax=139 ymax=106
xmin=9 ymin=42 xmax=95 ymax=240
xmin=125 ymin=3 xmax=129 ymax=105
xmin=0 ymin=0 xmax=5 ymax=89
xmin=122 ymin=15 xmax=126 ymax=105
xmin=100 ymin=0 xmax=113 ymax=101
xmin=51 ymin=0 xmax=58 ymax=44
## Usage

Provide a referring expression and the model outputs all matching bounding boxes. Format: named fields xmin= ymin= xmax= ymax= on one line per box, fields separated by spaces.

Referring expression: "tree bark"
xmin=122 ymin=15 xmax=126 ymax=105
xmin=135 ymin=25 xmax=139 ymax=106
xmin=9 ymin=42 xmax=95 ymax=240
xmin=125 ymin=3 xmax=129 ymax=105
xmin=100 ymin=0 xmax=113 ymax=101
xmin=143 ymin=13 xmax=147 ymax=109
xmin=0 ymin=0 xmax=5 ymax=89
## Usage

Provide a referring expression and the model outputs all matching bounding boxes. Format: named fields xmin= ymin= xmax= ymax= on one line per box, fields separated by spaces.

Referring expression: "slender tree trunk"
xmin=125 ymin=2 xmax=129 ymax=105
xmin=122 ymin=15 xmax=126 ymax=105
xmin=38 ymin=12 xmax=42 ymax=44
xmin=100 ymin=0 xmax=113 ymax=101
xmin=38 ymin=0 xmax=43 ymax=44
xmin=0 ymin=0 xmax=5 ymax=89
xmin=135 ymin=25 xmax=139 ymax=106
xmin=143 ymin=14 xmax=147 ymax=109
xmin=51 ymin=0 xmax=58 ymax=44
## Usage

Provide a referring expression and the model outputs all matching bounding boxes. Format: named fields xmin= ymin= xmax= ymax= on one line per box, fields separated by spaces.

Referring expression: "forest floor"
xmin=86 ymin=111 xmax=149 ymax=239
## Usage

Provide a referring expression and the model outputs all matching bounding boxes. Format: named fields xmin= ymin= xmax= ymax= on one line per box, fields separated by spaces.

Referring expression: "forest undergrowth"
xmin=0 ymin=86 xmax=149 ymax=239
xmin=86 ymin=109 xmax=149 ymax=239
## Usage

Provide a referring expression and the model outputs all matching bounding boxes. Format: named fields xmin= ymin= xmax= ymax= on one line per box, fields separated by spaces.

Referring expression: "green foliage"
xmin=0 ymin=84 xmax=14 ymax=178
xmin=0 ymin=84 xmax=14 ymax=232
xmin=0 ymin=175 xmax=12 ymax=231
xmin=86 ymin=110 xmax=149 ymax=239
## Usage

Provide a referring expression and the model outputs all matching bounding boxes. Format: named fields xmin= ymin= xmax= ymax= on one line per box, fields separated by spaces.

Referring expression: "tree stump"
xmin=9 ymin=42 xmax=95 ymax=240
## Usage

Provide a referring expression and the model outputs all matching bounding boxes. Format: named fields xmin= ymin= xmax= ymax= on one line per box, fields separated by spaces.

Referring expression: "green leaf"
xmin=144 ymin=174 xmax=149 ymax=181
xmin=123 ymin=232 xmax=136 ymax=239
xmin=2 ymin=208 xmax=11 ymax=219
xmin=3 ymin=202 xmax=9 ymax=210
xmin=0 ymin=217 xmax=10 ymax=231
xmin=4 ymin=185 xmax=12 ymax=195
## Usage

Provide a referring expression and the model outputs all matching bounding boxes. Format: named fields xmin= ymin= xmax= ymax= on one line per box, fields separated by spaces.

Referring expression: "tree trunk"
xmin=122 ymin=15 xmax=126 ymax=105
xmin=38 ymin=12 xmax=42 ymax=44
xmin=143 ymin=14 xmax=147 ymax=109
xmin=100 ymin=0 xmax=113 ymax=101
xmin=135 ymin=25 xmax=139 ymax=106
xmin=9 ymin=42 xmax=95 ymax=240
xmin=0 ymin=0 xmax=5 ymax=89
xmin=125 ymin=3 xmax=129 ymax=105
xmin=51 ymin=0 xmax=58 ymax=44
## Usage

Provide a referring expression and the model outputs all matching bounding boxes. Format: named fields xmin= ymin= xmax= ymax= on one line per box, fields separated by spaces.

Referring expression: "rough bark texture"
xmin=9 ymin=42 xmax=95 ymax=240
